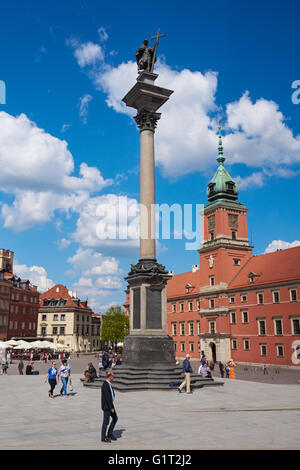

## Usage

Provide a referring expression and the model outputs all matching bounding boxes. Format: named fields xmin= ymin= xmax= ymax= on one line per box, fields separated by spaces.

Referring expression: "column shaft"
xmin=139 ymin=129 xmax=156 ymax=260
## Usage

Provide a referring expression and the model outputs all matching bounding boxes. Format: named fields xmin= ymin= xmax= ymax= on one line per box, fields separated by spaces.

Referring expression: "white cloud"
xmin=79 ymin=94 xmax=93 ymax=123
xmin=98 ymin=27 xmax=108 ymax=42
xmin=68 ymin=39 xmax=104 ymax=68
xmin=68 ymin=247 xmax=124 ymax=311
xmin=90 ymin=58 xmax=300 ymax=181
xmin=14 ymin=264 xmax=55 ymax=293
xmin=264 ymin=240 xmax=300 ymax=253
xmin=58 ymin=238 xmax=71 ymax=250
xmin=0 ymin=112 xmax=112 ymax=231
xmin=72 ymin=194 xmax=139 ymax=255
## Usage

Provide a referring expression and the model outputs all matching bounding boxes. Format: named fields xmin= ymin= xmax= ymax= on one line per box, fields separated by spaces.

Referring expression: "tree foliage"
xmin=100 ymin=305 xmax=129 ymax=343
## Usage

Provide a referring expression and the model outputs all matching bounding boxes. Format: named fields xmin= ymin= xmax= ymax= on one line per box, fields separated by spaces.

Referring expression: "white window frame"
xmin=232 ymin=339 xmax=237 ymax=350
xmin=180 ymin=303 xmax=184 ymax=313
xmin=242 ymin=311 xmax=249 ymax=324
xmin=290 ymin=289 xmax=298 ymax=302
xmin=189 ymin=342 xmax=194 ymax=353
xmin=274 ymin=318 xmax=283 ymax=335
xmin=180 ymin=342 xmax=185 ymax=352
xmin=189 ymin=301 xmax=193 ymax=312
xmin=230 ymin=311 xmax=236 ymax=324
xmin=209 ymin=321 xmax=216 ymax=334
xmin=291 ymin=317 xmax=300 ymax=335
xmin=241 ymin=294 xmax=247 ymax=303
xmin=257 ymin=293 xmax=264 ymax=305
xmin=258 ymin=319 xmax=266 ymax=335
xmin=172 ymin=303 xmax=176 ymax=313
xmin=276 ymin=344 xmax=284 ymax=357
xmin=273 ymin=291 xmax=280 ymax=303
xmin=260 ymin=344 xmax=267 ymax=357
xmin=243 ymin=339 xmax=250 ymax=351
xmin=172 ymin=322 xmax=177 ymax=336
xmin=188 ymin=321 xmax=194 ymax=336
xmin=180 ymin=322 xmax=185 ymax=336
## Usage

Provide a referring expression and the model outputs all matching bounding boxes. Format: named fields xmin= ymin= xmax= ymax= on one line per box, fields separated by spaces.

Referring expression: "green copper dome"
xmin=207 ymin=127 xmax=238 ymax=202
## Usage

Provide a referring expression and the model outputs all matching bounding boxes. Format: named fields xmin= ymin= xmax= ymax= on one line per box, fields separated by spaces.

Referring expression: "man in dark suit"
xmin=101 ymin=371 xmax=118 ymax=443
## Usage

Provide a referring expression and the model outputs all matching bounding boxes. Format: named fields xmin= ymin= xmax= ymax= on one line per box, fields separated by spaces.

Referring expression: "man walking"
xmin=101 ymin=371 xmax=118 ymax=443
xmin=178 ymin=354 xmax=193 ymax=394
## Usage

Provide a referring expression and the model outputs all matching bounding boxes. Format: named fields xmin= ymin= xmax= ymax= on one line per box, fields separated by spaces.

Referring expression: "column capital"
xmin=134 ymin=110 xmax=161 ymax=133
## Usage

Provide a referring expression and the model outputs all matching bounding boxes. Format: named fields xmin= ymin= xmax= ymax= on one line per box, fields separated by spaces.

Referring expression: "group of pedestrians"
xmin=219 ymin=359 xmax=236 ymax=379
xmin=45 ymin=359 xmax=71 ymax=399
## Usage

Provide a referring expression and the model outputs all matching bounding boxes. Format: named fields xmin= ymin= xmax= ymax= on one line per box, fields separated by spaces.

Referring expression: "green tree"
xmin=100 ymin=305 xmax=129 ymax=344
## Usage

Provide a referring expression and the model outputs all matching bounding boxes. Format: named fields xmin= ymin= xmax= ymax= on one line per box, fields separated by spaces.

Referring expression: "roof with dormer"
xmin=228 ymin=245 xmax=300 ymax=289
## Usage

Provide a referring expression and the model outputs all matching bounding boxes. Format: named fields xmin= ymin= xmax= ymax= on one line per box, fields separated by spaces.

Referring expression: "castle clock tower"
xmin=198 ymin=127 xmax=253 ymax=364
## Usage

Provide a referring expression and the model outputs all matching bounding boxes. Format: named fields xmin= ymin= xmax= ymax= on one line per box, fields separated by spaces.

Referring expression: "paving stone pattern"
xmin=0 ymin=373 xmax=300 ymax=450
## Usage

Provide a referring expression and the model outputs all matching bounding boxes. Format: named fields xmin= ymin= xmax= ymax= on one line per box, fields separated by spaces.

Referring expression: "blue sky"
xmin=0 ymin=0 xmax=299 ymax=311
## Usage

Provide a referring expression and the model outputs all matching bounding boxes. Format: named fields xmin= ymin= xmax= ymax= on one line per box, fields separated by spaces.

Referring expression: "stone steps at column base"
xmin=80 ymin=373 xmax=224 ymax=392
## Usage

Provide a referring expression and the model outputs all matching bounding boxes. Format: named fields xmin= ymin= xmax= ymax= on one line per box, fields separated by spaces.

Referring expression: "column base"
xmin=122 ymin=334 xmax=176 ymax=369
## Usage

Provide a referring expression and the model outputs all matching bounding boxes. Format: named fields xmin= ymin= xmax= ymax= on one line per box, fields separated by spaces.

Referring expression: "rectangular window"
xmin=260 ymin=344 xmax=267 ymax=357
xmin=189 ymin=322 xmax=194 ymax=336
xmin=274 ymin=319 xmax=283 ymax=335
xmin=190 ymin=342 xmax=194 ymax=353
xmin=60 ymin=326 xmax=65 ymax=335
xmin=180 ymin=342 xmax=185 ymax=352
xmin=233 ymin=258 xmax=240 ymax=266
xmin=273 ymin=291 xmax=280 ymax=303
xmin=244 ymin=339 xmax=250 ymax=351
xmin=230 ymin=312 xmax=236 ymax=324
xmin=277 ymin=345 xmax=284 ymax=357
xmin=210 ymin=299 xmax=215 ymax=309
xmin=197 ymin=300 xmax=200 ymax=310
xmin=210 ymin=232 xmax=214 ymax=241
xmin=257 ymin=293 xmax=264 ymax=305
xmin=258 ymin=320 xmax=266 ymax=335
xmin=208 ymin=215 xmax=215 ymax=230
xmin=172 ymin=303 xmax=176 ymax=313
xmin=180 ymin=303 xmax=184 ymax=313
xmin=231 ymin=231 xmax=237 ymax=240
xmin=172 ymin=322 xmax=177 ymax=336
xmin=229 ymin=296 xmax=235 ymax=304
xmin=209 ymin=321 xmax=216 ymax=334
xmin=60 ymin=314 xmax=66 ymax=321
xmin=53 ymin=314 xmax=58 ymax=321
xmin=242 ymin=311 xmax=248 ymax=323
xmin=41 ymin=326 xmax=46 ymax=335
xmin=189 ymin=301 xmax=193 ymax=311
xmin=42 ymin=314 xmax=47 ymax=321
xmin=241 ymin=295 xmax=247 ymax=303
xmin=210 ymin=276 xmax=215 ymax=286
xmin=292 ymin=319 xmax=300 ymax=335
xmin=290 ymin=289 xmax=297 ymax=302
xmin=174 ymin=342 xmax=177 ymax=352
xmin=180 ymin=322 xmax=185 ymax=335
xmin=52 ymin=326 xmax=58 ymax=334
xmin=197 ymin=321 xmax=200 ymax=335
xmin=232 ymin=339 xmax=237 ymax=350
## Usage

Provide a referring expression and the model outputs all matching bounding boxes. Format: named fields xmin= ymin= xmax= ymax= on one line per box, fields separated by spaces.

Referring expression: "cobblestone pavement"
xmin=3 ymin=354 xmax=300 ymax=385
xmin=0 ymin=373 xmax=300 ymax=450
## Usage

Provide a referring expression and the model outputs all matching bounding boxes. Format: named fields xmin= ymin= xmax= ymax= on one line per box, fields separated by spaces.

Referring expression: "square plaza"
xmin=1 ymin=372 xmax=300 ymax=450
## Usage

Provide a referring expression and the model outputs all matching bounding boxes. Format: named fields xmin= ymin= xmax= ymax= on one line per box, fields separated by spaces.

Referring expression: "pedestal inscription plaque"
xmin=146 ymin=287 xmax=162 ymax=329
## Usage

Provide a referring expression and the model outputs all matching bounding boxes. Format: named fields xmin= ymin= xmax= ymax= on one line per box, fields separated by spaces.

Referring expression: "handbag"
xmin=69 ymin=377 xmax=73 ymax=391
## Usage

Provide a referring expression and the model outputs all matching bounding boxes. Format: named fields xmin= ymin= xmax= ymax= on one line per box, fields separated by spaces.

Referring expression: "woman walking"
xmin=58 ymin=359 xmax=71 ymax=396
xmin=45 ymin=361 xmax=58 ymax=398
xmin=228 ymin=359 xmax=236 ymax=379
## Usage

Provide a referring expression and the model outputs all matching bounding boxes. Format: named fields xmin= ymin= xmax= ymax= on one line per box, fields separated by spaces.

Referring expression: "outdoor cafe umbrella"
xmin=4 ymin=339 xmax=19 ymax=346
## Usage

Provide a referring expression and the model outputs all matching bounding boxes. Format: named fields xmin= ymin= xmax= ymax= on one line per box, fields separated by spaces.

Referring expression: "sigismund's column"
xmin=121 ymin=46 xmax=175 ymax=369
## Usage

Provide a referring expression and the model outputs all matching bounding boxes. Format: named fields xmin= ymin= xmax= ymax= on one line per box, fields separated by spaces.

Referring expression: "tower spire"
xmin=217 ymin=121 xmax=225 ymax=165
